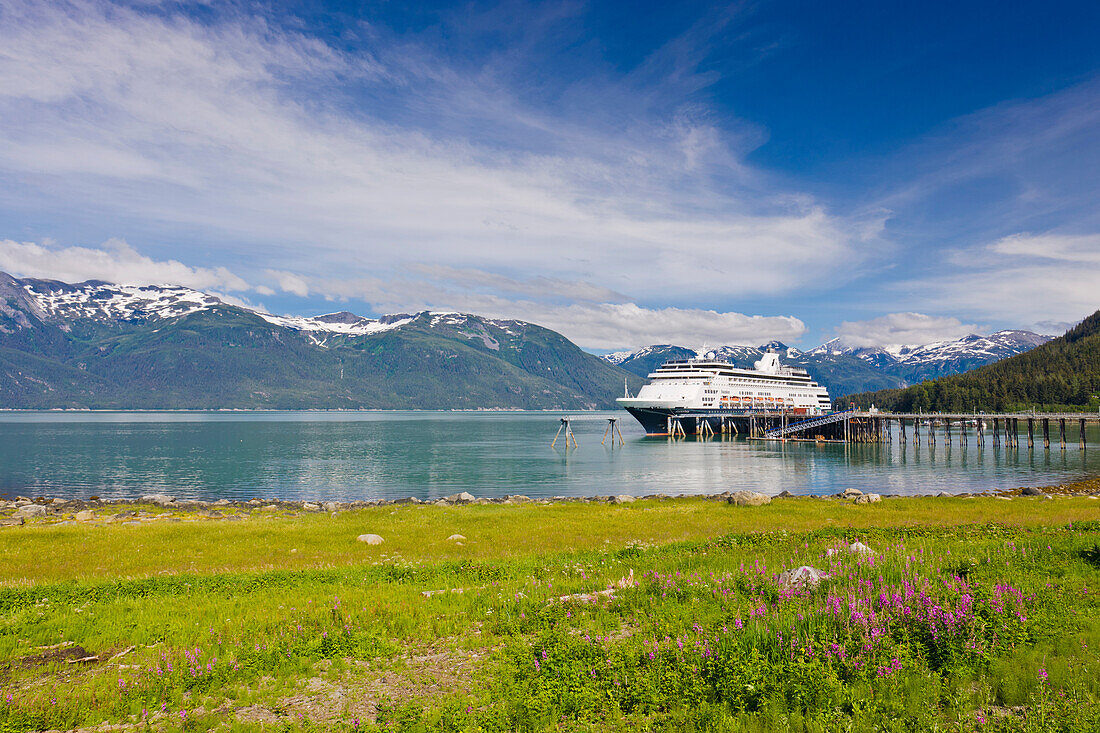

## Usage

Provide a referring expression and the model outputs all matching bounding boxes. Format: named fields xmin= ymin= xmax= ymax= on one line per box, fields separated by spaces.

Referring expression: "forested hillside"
xmin=849 ymin=310 xmax=1100 ymax=412
xmin=0 ymin=273 xmax=644 ymax=409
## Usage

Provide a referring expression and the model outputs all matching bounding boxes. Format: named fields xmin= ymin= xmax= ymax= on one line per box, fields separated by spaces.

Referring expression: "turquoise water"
xmin=3 ymin=411 xmax=1100 ymax=501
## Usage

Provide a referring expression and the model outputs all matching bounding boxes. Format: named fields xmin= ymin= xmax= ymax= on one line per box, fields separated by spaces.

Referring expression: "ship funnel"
xmin=753 ymin=350 xmax=782 ymax=375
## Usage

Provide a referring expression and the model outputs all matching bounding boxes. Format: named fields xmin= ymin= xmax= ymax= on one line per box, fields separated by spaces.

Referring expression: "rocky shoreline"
xmin=1 ymin=481 xmax=1098 ymax=527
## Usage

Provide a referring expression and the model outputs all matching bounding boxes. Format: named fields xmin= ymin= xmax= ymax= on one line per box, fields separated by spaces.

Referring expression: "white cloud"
xmin=0 ymin=238 xmax=250 ymax=291
xmin=268 ymin=269 xmax=804 ymax=348
xmin=0 ymin=0 xmax=869 ymax=303
xmin=835 ymin=313 xmax=983 ymax=349
xmin=266 ymin=270 xmax=311 ymax=298
xmin=901 ymin=231 xmax=1100 ymax=329
xmin=988 ymin=232 xmax=1100 ymax=263
xmin=513 ymin=302 xmax=807 ymax=350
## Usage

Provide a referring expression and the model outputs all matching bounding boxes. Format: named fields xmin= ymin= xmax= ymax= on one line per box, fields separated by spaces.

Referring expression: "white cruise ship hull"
xmin=618 ymin=350 xmax=831 ymax=435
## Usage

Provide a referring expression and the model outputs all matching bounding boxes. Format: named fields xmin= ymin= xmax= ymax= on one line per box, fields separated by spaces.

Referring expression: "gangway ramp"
xmin=764 ymin=410 xmax=854 ymax=439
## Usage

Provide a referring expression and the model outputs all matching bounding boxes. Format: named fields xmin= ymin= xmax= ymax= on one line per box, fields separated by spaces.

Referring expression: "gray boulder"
xmin=445 ymin=492 xmax=476 ymax=504
xmin=842 ymin=487 xmax=863 ymax=498
xmin=447 ymin=534 xmax=466 ymax=541
xmin=728 ymin=491 xmax=771 ymax=506
xmin=854 ymin=493 xmax=882 ymax=504
xmin=357 ymin=534 xmax=384 ymax=545
xmin=14 ymin=504 xmax=47 ymax=518
xmin=609 ymin=495 xmax=636 ymax=504
xmin=1021 ymin=487 xmax=1044 ymax=496
xmin=75 ymin=510 xmax=95 ymax=522
xmin=141 ymin=494 xmax=176 ymax=507
xmin=777 ymin=566 xmax=829 ymax=589
xmin=301 ymin=502 xmax=320 ymax=512
xmin=849 ymin=541 xmax=874 ymax=554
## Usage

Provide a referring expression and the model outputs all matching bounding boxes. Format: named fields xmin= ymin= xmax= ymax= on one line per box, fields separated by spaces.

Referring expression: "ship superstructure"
xmin=617 ymin=349 xmax=832 ymax=435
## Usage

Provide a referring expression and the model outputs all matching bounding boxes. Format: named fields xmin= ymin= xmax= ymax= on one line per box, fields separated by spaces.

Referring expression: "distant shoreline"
xmin=3 ymin=478 xmax=1098 ymax=519
xmin=0 ymin=407 xmax=611 ymax=413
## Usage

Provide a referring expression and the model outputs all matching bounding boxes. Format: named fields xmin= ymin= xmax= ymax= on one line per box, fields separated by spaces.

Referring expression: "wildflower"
xmin=1038 ymin=667 xmax=1048 ymax=682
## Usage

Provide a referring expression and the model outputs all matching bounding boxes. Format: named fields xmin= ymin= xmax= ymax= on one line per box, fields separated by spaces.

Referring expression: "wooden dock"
xmin=664 ymin=410 xmax=1100 ymax=449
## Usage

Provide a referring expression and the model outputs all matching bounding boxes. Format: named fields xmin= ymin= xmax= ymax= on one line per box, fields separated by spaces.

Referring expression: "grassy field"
xmin=1 ymin=492 xmax=1099 ymax=731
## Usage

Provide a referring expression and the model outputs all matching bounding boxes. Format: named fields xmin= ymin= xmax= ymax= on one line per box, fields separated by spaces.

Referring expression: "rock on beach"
xmin=854 ymin=493 xmax=882 ymax=504
xmin=728 ymin=491 xmax=771 ymax=506
xmin=141 ymin=494 xmax=176 ymax=506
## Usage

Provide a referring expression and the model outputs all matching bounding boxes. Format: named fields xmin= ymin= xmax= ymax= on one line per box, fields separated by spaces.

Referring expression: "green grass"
xmin=1 ymin=496 xmax=1099 ymax=731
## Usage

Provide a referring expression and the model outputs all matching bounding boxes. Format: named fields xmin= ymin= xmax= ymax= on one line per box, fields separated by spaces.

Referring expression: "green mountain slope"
xmin=848 ymin=311 xmax=1100 ymax=412
xmin=0 ymin=276 xmax=645 ymax=409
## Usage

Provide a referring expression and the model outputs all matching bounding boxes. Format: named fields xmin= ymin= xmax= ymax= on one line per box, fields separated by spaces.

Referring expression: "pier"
xmin=660 ymin=410 xmax=1100 ymax=449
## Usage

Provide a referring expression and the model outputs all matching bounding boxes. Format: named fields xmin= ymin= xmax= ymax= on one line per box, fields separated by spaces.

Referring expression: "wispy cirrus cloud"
xmin=0 ymin=0 xmax=870 ymax=307
xmin=896 ymin=231 xmax=1100 ymax=330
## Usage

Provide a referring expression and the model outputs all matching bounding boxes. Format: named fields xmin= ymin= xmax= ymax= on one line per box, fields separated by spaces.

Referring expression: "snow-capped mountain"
xmin=804 ymin=331 xmax=1053 ymax=382
xmin=605 ymin=330 xmax=1052 ymax=397
xmin=0 ymin=272 xmax=643 ymax=410
xmin=14 ymin=276 xmax=419 ymax=337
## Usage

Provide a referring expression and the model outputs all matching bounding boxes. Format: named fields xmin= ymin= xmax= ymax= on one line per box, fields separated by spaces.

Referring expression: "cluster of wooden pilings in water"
xmin=785 ymin=413 xmax=1097 ymax=449
xmin=659 ymin=411 xmax=1099 ymax=449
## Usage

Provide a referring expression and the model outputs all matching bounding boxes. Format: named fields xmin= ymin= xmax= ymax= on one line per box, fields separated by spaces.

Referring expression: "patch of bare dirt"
xmin=233 ymin=642 xmax=493 ymax=726
xmin=17 ymin=645 xmax=96 ymax=668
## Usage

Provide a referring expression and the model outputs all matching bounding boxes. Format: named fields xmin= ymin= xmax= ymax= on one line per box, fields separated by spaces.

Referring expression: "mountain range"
xmin=0 ymin=271 xmax=1055 ymax=409
xmin=848 ymin=310 xmax=1100 ymax=412
xmin=604 ymin=330 xmax=1052 ymax=399
xmin=0 ymin=273 xmax=644 ymax=409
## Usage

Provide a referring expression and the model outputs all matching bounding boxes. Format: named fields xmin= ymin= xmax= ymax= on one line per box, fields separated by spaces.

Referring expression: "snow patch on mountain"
xmin=259 ymin=311 xmax=415 ymax=336
xmin=808 ymin=330 xmax=1053 ymax=368
xmin=16 ymin=277 xmax=420 ymax=337
xmin=25 ymin=280 xmax=221 ymax=323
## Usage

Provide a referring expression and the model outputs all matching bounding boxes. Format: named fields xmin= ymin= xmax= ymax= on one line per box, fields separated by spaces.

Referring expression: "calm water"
xmin=3 ymin=411 xmax=1100 ymax=501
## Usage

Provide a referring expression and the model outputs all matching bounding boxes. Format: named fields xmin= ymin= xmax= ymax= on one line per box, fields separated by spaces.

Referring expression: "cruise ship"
xmin=617 ymin=349 xmax=832 ymax=435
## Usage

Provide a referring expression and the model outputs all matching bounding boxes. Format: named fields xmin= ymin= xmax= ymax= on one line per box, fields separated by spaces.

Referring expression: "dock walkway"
xmin=662 ymin=410 xmax=1099 ymax=448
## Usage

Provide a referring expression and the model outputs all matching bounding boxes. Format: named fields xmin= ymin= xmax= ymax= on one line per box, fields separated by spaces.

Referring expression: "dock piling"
xmin=602 ymin=418 xmax=625 ymax=447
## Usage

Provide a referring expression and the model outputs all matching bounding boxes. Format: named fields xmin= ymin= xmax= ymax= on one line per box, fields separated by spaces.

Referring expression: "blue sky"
xmin=1 ymin=0 xmax=1099 ymax=350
